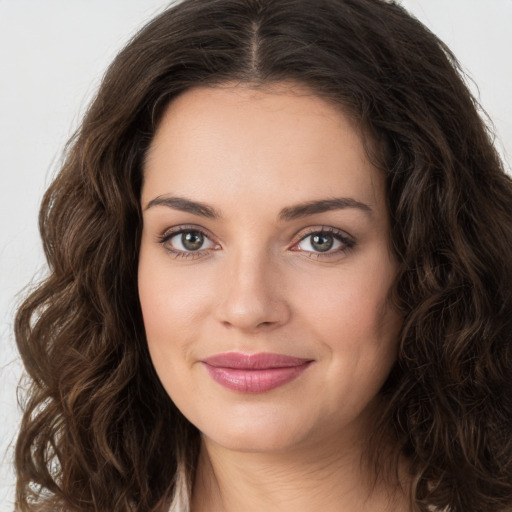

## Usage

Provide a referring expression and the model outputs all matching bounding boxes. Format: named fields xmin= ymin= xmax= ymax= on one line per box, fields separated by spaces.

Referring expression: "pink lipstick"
xmin=201 ymin=352 xmax=313 ymax=393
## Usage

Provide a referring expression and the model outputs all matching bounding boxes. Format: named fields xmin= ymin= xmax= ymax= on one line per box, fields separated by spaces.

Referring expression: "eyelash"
xmin=157 ymin=225 xmax=218 ymax=260
xmin=157 ymin=225 xmax=356 ymax=260
xmin=291 ymin=227 xmax=356 ymax=260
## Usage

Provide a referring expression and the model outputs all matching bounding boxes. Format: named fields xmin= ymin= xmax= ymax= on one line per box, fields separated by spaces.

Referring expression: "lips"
xmin=201 ymin=352 xmax=313 ymax=393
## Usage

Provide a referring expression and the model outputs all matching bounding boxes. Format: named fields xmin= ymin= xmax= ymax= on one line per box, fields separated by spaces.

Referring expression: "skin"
xmin=138 ymin=83 xmax=407 ymax=511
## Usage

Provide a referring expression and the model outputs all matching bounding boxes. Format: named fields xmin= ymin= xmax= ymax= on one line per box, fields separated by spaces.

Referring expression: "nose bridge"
xmin=215 ymin=242 xmax=289 ymax=331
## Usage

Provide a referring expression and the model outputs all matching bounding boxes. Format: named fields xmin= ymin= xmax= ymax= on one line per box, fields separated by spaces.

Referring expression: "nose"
xmin=214 ymin=250 xmax=291 ymax=333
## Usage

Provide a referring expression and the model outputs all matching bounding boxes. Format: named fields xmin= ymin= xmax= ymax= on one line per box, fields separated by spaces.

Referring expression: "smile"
xmin=201 ymin=352 xmax=314 ymax=393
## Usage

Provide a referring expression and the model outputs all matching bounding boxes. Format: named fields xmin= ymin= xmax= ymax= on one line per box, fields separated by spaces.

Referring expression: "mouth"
xmin=201 ymin=352 xmax=314 ymax=393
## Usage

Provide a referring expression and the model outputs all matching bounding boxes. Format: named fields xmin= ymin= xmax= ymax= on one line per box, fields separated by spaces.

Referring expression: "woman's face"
xmin=138 ymin=84 xmax=402 ymax=453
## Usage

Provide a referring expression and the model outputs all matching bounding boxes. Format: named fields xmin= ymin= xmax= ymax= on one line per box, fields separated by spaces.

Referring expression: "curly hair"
xmin=14 ymin=0 xmax=512 ymax=510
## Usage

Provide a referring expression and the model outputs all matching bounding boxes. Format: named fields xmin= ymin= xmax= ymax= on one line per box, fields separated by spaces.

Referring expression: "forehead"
xmin=142 ymin=84 xmax=386 ymax=215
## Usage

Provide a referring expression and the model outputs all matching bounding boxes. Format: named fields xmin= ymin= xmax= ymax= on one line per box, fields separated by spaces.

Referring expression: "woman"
xmin=14 ymin=0 xmax=512 ymax=511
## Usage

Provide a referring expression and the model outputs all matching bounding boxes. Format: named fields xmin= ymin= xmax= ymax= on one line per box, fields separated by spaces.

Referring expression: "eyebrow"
xmin=278 ymin=197 xmax=372 ymax=220
xmin=144 ymin=195 xmax=373 ymax=220
xmin=145 ymin=196 xmax=221 ymax=218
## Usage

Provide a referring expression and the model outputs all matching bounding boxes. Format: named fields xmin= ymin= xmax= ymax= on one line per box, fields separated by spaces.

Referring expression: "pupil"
xmin=312 ymin=234 xmax=333 ymax=252
xmin=182 ymin=231 xmax=204 ymax=251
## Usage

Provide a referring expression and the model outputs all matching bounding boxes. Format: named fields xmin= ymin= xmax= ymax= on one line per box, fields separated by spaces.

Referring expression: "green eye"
xmin=160 ymin=228 xmax=217 ymax=256
xmin=294 ymin=229 xmax=355 ymax=255
xmin=181 ymin=231 xmax=205 ymax=251
xmin=310 ymin=233 xmax=334 ymax=252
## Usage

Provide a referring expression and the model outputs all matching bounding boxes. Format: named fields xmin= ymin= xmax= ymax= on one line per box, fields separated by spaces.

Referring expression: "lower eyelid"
xmin=159 ymin=240 xmax=214 ymax=261
xmin=298 ymin=238 xmax=355 ymax=261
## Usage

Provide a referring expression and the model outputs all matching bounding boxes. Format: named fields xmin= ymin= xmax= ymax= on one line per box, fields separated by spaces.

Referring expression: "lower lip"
xmin=202 ymin=362 xmax=312 ymax=393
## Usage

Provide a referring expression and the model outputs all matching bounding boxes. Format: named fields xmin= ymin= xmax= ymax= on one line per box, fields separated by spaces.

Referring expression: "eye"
xmin=291 ymin=228 xmax=355 ymax=256
xmin=158 ymin=227 xmax=219 ymax=257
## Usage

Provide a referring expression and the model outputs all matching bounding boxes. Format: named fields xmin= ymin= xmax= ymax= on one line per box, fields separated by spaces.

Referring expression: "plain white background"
xmin=1 ymin=1 xmax=511 ymax=509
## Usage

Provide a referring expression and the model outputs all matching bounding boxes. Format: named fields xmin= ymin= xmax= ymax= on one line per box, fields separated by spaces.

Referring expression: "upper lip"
xmin=202 ymin=352 xmax=313 ymax=370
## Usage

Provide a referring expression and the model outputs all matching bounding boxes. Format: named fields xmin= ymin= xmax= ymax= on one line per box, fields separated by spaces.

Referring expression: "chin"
xmin=204 ymin=426 xmax=304 ymax=454
xmin=194 ymin=404 xmax=314 ymax=454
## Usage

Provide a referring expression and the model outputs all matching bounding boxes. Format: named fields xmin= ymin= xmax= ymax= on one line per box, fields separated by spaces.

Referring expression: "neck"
xmin=190 ymin=433 xmax=410 ymax=512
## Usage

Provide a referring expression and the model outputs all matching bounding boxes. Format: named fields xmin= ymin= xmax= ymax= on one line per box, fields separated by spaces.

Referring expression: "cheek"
xmin=138 ymin=250 xmax=200 ymax=382
xmin=295 ymin=262 xmax=399 ymax=342
xmin=294 ymin=259 xmax=401 ymax=390
xmin=137 ymin=249 xmax=226 ymax=406
xmin=138 ymin=246 xmax=210 ymax=338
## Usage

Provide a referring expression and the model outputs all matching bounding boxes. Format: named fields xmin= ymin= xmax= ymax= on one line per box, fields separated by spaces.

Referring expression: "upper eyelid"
xmin=159 ymin=224 xmax=215 ymax=240
xmin=293 ymin=226 xmax=354 ymax=244
xmin=158 ymin=224 xmax=353 ymax=242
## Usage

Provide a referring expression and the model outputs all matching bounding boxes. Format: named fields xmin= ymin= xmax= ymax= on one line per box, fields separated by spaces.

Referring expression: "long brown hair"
xmin=14 ymin=0 xmax=512 ymax=510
